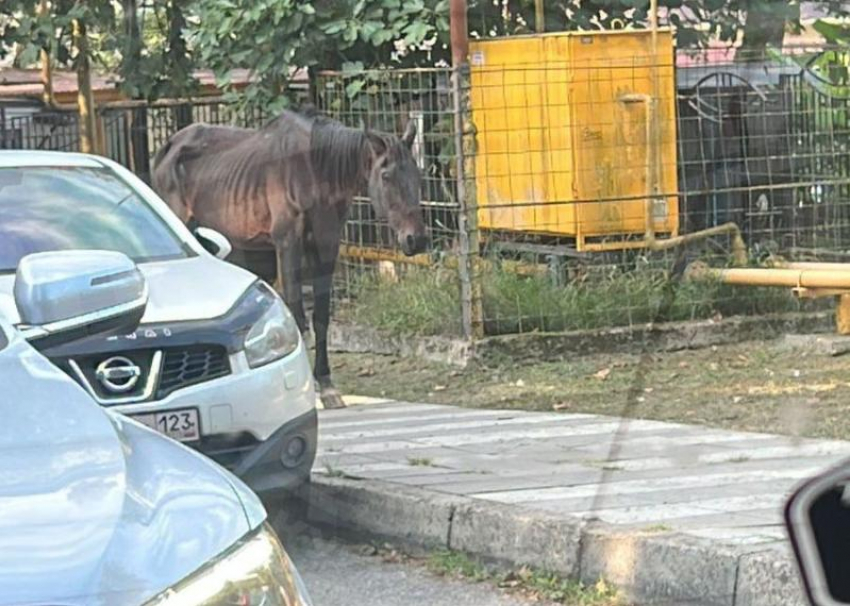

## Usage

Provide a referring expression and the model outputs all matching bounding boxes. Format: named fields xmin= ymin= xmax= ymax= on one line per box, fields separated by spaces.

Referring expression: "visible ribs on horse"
xmin=152 ymin=110 xmax=428 ymax=409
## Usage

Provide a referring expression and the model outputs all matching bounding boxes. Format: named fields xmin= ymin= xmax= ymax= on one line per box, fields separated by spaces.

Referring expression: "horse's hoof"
xmin=320 ymin=387 xmax=346 ymax=410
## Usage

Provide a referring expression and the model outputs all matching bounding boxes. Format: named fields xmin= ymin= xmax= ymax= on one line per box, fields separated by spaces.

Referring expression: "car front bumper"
xmin=112 ymin=341 xmax=317 ymax=495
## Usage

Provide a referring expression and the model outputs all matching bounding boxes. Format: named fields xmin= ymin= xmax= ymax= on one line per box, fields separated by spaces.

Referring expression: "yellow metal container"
xmin=469 ymin=29 xmax=679 ymax=251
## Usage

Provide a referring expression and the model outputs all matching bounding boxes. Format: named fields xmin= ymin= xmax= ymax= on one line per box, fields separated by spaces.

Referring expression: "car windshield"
xmin=0 ymin=166 xmax=188 ymax=273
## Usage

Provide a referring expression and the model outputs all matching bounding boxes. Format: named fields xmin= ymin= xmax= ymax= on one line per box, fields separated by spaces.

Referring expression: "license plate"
xmin=131 ymin=409 xmax=200 ymax=442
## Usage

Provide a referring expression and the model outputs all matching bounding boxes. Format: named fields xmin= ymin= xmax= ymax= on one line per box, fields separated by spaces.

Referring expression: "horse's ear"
xmin=366 ymin=132 xmax=388 ymax=157
xmin=402 ymin=120 xmax=417 ymax=149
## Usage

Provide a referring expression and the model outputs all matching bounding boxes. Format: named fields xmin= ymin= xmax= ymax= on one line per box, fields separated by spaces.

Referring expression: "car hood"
xmin=0 ymin=325 xmax=261 ymax=606
xmin=0 ymin=254 xmax=258 ymax=325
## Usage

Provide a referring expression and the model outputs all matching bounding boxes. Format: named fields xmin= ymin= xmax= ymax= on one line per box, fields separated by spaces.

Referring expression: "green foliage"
xmin=342 ymin=258 xmax=809 ymax=337
xmin=188 ymin=0 xmax=450 ymax=112
xmin=427 ymin=549 xmax=622 ymax=605
xmin=117 ymin=1 xmax=197 ymax=100
xmin=427 ymin=550 xmax=490 ymax=582
xmin=343 ymin=264 xmax=463 ymax=336
xmin=467 ymin=0 xmax=847 ymax=51
xmin=0 ymin=0 xmax=194 ymax=100
xmin=1 ymin=0 xmax=116 ymax=67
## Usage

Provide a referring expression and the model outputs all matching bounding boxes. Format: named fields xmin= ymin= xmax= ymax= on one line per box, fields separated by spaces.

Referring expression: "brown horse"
xmin=152 ymin=110 xmax=428 ymax=408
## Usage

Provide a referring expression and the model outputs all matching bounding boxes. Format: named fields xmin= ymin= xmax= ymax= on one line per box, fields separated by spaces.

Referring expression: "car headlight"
xmin=243 ymin=284 xmax=301 ymax=369
xmin=145 ymin=524 xmax=313 ymax=606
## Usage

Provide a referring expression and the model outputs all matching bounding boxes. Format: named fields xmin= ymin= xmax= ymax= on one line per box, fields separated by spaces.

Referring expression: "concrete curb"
xmin=329 ymin=312 xmax=833 ymax=367
xmin=328 ymin=324 xmax=472 ymax=367
xmin=303 ymin=475 xmax=462 ymax=550
xmin=735 ymin=547 xmax=806 ymax=606
xmin=303 ymin=475 xmax=806 ymax=606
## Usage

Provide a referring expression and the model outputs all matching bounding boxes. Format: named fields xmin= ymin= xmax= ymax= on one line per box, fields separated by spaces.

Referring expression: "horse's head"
xmin=365 ymin=122 xmax=428 ymax=256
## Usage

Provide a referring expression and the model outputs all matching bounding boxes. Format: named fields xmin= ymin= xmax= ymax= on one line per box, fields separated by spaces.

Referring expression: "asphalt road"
xmin=285 ymin=535 xmax=534 ymax=606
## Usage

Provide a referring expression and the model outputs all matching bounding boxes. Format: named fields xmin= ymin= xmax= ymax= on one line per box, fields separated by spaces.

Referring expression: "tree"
xmin=188 ymin=0 xmax=450 ymax=112
xmin=116 ymin=0 xmax=196 ymax=100
xmin=0 ymin=0 xmax=195 ymax=101
xmin=467 ymin=1 xmax=850 ymax=56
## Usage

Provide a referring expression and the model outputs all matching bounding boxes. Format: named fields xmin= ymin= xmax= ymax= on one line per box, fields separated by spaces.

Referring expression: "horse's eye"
xmin=381 ymin=169 xmax=391 ymax=181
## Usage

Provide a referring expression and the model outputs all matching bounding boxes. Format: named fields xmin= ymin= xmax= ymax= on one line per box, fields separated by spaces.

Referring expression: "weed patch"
xmin=340 ymin=260 xmax=813 ymax=337
xmin=427 ymin=549 xmax=624 ymax=605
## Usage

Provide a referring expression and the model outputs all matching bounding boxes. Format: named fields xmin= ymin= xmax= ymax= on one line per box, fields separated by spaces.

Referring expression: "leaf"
xmin=322 ymin=20 xmax=347 ymax=35
xmin=16 ymin=44 xmax=41 ymax=68
xmin=814 ymin=19 xmax=850 ymax=44
xmin=345 ymin=79 xmax=365 ymax=98
xmin=593 ymin=368 xmax=611 ymax=381
xmin=360 ymin=20 xmax=384 ymax=41
xmin=403 ymin=20 xmax=431 ymax=44
xmin=342 ymin=60 xmax=365 ymax=74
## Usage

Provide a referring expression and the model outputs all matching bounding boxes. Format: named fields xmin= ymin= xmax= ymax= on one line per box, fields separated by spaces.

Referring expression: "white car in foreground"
xmin=0 ymin=151 xmax=317 ymax=496
xmin=0 ymin=248 xmax=312 ymax=605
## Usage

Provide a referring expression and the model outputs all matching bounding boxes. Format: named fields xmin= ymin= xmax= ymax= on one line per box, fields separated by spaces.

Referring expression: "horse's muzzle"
xmin=401 ymin=233 xmax=429 ymax=256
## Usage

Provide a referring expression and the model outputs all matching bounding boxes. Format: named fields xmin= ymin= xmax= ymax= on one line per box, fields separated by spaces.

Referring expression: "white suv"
xmin=0 ymin=151 xmax=317 ymax=496
xmin=0 ymin=248 xmax=312 ymax=605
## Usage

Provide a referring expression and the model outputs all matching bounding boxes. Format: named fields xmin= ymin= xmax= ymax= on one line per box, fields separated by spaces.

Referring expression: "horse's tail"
xmin=151 ymin=137 xmax=178 ymax=195
xmin=151 ymin=133 xmax=193 ymax=223
xmin=151 ymin=137 xmax=172 ymax=174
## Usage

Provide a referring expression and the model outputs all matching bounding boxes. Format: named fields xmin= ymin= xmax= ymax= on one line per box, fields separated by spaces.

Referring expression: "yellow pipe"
xmin=690 ymin=265 xmax=850 ymax=290
xmin=772 ymin=261 xmax=850 ymax=272
xmin=340 ymin=244 xmax=431 ymax=266
xmin=687 ymin=262 xmax=850 ymax=335
xmin=645 ymin=222 xmax=748 ymax=265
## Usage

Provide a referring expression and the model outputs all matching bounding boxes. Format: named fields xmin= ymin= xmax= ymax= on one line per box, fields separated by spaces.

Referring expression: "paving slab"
xmin=311 ymin=400 xmax=850 ymax=605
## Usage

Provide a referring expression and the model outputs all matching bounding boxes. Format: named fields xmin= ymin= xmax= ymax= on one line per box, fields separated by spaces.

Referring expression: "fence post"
xmin=452 ymin=64 xmax=485 ymax=341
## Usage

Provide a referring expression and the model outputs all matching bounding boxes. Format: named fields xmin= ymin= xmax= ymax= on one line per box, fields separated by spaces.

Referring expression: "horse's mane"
xmin=309 ymin=116 xmax=370 ymax=193
xmin=261 ymin=109 xmax=401 ymax=193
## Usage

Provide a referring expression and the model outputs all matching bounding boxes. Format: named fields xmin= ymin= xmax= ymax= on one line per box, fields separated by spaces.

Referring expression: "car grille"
xmin=156 ymin=345 xmax=231 ymax=399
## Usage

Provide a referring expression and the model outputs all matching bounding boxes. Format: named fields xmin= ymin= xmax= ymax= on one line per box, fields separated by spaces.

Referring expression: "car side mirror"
xmin=786 ymin=458 xmax=850 ymax=605
xmin=14 ymin=250 xmax=147 ymax=349
xmin=194 ymin=227 xmax=232 ymax=260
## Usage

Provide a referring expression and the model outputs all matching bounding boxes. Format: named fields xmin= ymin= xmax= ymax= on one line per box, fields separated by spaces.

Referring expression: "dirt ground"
xmin=332 ymin=337 xmax=850 ymax=440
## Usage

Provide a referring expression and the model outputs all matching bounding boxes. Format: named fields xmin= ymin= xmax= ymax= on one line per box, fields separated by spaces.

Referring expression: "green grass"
xmin=323 ymin=463 xmax=347 ymax=478
xmin=427 ymin=550 xmax=490 ymax=582
xmin=343 ymin=264 xmax=462 ymax=336
xmin=643 ymin=524 xmax=673 ymax=533
xmin=341 ymin=257 xmax=814 ymax=337
xmin=407 ymin=456 xmax=435 ymax=467
xmin=426 ymin=549 xmax=623 ymax=605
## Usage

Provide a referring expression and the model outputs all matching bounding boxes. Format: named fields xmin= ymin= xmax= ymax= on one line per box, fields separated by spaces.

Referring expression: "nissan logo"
xmin=95 ymin=356 xmax=142 ymax=394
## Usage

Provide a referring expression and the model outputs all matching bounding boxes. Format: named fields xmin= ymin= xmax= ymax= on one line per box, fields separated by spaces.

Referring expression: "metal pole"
xmin=535 ymin=0 xmax=545 ymax=33
xmin=450 ymin=0 xmax=469 ymax=68
xmin=450 ymin=0 xmax=484 ymax=341
xmin=647 ymin=0 xmax=660 ymax=241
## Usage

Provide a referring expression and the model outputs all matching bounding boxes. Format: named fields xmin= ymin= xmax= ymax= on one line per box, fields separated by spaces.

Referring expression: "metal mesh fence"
xmin=322 ymin=42 xmax=850 ymax=339
xmin=0 ymin=107 xmax=80 ymax=151
xmin=97 ymin=98 xmax=275 ymax=181
xmin=312 ymin=67 xmax=464 ymax=329
xmin=677 ymin=46 xmax=850 ymax=257
xmin=6 ymin=42 xmax=850 ymax=340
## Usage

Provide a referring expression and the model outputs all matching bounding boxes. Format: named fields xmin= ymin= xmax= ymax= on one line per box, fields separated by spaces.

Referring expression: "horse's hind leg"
xmin=311 ymin=254 xmax=345 ymax=410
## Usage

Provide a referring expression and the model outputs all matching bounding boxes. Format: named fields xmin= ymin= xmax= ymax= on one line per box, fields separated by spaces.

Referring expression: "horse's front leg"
xmin=273 ymin=226 xmax=309 ymax=336
xmin=310 ymin=248 xmax=345 ymax=409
